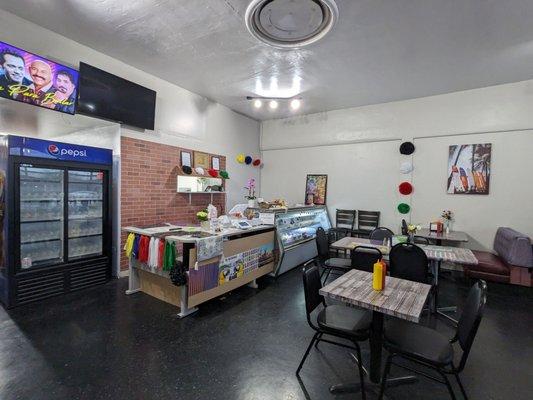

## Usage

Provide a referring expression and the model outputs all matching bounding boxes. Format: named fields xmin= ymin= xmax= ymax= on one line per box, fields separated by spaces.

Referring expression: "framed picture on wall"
xmin=211 ymin=156 xmax=220 ymax=171
xmin=180 ymin=150 xmax=192 ymax=167
xmin=194 ymin=151 xmax=210 ymax=169
xmin=447 ymin=143 xmax=491 ymax=194
xmin=305 ymin=174 xmax=328 ymax=205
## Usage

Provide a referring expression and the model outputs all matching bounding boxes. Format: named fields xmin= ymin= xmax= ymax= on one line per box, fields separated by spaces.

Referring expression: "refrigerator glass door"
xmin=19 ymin=165 xmax=64 ymax=269
xmin=68 ymin=170 xmax=104 ymax=259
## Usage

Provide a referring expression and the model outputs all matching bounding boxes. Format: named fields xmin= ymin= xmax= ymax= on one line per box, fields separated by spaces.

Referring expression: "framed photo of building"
xmin=194 ymin=151 xmax=210 ymax=169
xmin=447 ymin=143 xmax=491 ymax=194
xmin=305 ymin=174 xmax=328 ymax=205
xmin=180 ymin=150 xmax=192 ymax=167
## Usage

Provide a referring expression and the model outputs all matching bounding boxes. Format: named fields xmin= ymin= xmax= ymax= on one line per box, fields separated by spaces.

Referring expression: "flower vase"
xmin=200 ymin=220 xmax=210 ymax=231
xmin=247 ymin=199 xmax=257 ymax=208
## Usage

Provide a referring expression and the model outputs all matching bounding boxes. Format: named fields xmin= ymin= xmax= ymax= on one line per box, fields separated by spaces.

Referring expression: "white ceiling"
xmin=2 ymin=0 xmax=533 ymax=121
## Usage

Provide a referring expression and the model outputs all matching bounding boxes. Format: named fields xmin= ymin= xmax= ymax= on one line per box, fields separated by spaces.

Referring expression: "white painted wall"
xmin=261 ymin=81 xmax=533 ymax=250
xmin=0 ymin=9 xmax=261 ymax=210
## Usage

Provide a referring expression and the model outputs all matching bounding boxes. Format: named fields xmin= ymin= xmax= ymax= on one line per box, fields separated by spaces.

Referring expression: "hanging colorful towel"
xmin=163 ymin=240 xmax=176 ymax=271
xmin=138 ymin=235 xmax=150 ymax=263
xmin=158 ymin=239 xmax=165 ymax=269
xmin=123 ymin=233 xmax=135 ymax=258
xmin=131 ymin=234 xmax=141 ymax=259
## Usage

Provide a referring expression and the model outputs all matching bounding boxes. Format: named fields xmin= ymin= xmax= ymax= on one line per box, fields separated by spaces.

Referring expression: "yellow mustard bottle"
xmin=373 ymin=261 xmax=384 ymax=291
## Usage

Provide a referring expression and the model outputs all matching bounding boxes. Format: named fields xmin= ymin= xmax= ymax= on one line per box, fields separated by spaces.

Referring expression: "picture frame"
xmin=194 ymin=151 xmax=210 ymax=169
xmin=304 ymin=174 xmax=328 ymax=205
xmin=447 ymin=143 xmax=491 ymax=195
xmin=180 ymin=150 xmax=192 ymax=168
xmin=211 ymin=156 xmax=220 ymax=171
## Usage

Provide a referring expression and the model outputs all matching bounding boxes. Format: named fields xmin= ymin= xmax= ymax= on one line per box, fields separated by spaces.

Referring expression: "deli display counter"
xmin=263 ymin=206 xmax=331 ymax=276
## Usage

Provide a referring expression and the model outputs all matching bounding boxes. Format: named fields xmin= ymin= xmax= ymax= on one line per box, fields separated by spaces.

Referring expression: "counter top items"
xmin=399 ymin=141 xmax=415 ymax=155
xmin=258 ymin=198 xmax=287 ymax=210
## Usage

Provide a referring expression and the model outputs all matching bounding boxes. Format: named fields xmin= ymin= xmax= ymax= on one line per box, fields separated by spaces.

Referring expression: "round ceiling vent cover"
xmin=245 ymin=0 xmax=338 ymax=48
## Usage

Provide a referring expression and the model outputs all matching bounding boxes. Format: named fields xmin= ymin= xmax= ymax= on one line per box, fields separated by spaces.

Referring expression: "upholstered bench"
xmin=464 ymin=227 xmax=533 ymax=286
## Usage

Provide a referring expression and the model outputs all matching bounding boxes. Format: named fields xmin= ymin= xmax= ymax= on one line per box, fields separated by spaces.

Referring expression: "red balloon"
xmin=399 ymin=181 xmax=413 ymax=195
xmin=208 ymin=168 xmax=218 ymax=178
xmin=252 ymin=159 xmax=261 ymax=166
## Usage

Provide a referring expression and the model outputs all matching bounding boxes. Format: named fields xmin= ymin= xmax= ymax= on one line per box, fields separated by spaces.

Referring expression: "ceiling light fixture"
xmin=290 ymin=99 xmax=301 ymax=110
xmin=253 ymin=99 xmax=263 ymax=108
xmin=269 ymin=100 xmax=279 ymax=110
xmin=245 ymin=0 xmax=339 ymax=49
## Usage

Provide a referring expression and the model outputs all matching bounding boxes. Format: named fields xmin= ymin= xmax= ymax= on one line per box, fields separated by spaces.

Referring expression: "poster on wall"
xmin=447 ymin=143 xmax=491 ymax=195
xmin=0 ymin=41 xmax=78 ymax=115
xmin=304 ymin=174 xmax=328 ymax=205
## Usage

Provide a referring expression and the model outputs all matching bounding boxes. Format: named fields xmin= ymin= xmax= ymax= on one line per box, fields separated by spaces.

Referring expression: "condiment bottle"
xmin=373 ymin=261 xmax=384 ymax=291
xmin=380 ymin=259 xmax=387 ymax=290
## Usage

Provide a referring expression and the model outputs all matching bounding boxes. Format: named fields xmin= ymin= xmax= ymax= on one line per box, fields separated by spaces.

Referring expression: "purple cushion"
xmin=493 ymin=227 xmax=533 ymax=268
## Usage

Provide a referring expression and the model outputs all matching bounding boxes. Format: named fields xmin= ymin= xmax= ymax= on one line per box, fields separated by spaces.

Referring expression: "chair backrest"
xmin=358 ymin=210 xmax=380 ymax=232
xmin=493 ymin=227 xmax=533 ymax=267
xmin=302 ymin=265 xmax=325 ymax=316
xmin=336 ymin=209 xmax=356 ymax=230
xmin=456 ymin=280 xmax=487 ymax=371
xmin=413 ymin=235 xmax=430 ymax=245
xmin=369 ymin=227 xmax=394 ymax=245
xmin=315 ymin=227 xmax=330 ymax=262
xmin=401 ymin=219 xmax=408 ymax=235
xmin=389 ymin=242 xmax=429 ymax=283
xmin=351 ymin=246 xmax=383 ymax=272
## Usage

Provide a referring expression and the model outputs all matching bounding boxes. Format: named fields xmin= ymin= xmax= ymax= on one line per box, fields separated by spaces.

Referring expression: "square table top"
xmin=331 ymin=237 xmax=478 ymax=266
xmin=320 ymin=269 xmax=431 ymax=323
xmin=417 ymin=228 xmax=469 ymax=243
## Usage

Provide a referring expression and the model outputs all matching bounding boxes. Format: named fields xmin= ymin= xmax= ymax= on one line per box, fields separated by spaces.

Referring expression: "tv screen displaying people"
xmin=0 ymin=41 xmax=78 ymax=115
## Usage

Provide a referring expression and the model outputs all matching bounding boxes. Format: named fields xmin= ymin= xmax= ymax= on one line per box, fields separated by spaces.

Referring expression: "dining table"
xmin=416 ymin=228 xmax=469 ymax=246
xmin=320 ymin=269 xmax=431 ymax=396
xmin=330 ymin=237 xmax=479 ymax=323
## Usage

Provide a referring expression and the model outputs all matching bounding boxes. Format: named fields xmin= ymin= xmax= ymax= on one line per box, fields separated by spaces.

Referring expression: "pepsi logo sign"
xmin=47 ymin=144 xmax=87 ymax=158
xmin=47 ymin=144 xmax=59 ymax=155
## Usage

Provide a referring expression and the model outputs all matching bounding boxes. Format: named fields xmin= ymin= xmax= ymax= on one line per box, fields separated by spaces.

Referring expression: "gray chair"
xmin=379 ymin=280 xmax=487 ymax=400
xmin=369 ymin=227 xmax=394 ymax=246
xmin=353 ymin=210 xmax=380 ymax=238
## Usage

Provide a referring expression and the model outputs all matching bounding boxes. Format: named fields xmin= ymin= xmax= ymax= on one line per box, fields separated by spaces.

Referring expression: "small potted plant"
xmin=196 ymin=209 xmax=210 ymax=231
xmin=441 ymin=210 xmax=453 ymax=234
xmin=406 ymin=223 xmax=421 ymax=243
xmin=244 ymin=178 xmax=257 ymax=208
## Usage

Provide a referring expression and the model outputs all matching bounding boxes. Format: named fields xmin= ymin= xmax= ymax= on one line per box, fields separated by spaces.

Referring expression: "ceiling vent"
xmin=245 ymin=0 xmax=338 ymax=49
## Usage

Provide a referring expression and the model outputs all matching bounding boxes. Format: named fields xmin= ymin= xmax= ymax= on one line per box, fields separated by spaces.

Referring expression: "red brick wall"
xmin=120 ymin=137 xmax=226 ymax=270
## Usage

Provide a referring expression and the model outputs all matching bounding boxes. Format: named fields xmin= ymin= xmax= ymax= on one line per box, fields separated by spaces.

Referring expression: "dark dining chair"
xmin=369 ymin=227 xmax=395 ymax=246
xmin=379 ymin=280 xmax=487 ymax=400
xmin=331 ymin=209 xmax=357 ymax=256
xmin=315 ymin=227 xmax=351 ymax=284
xmin=297 ymin=265 xmax=371 ymax=400
xmin=354 ymin=210 xmax=380 ymax=238
xmin=389 ymin=242 xmax=430 ymax=284
xmin=351 ymin=246 xmax=383 ymax=273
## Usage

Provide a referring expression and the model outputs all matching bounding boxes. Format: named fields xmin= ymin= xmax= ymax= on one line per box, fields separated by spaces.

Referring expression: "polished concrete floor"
xmin=1 ymin=269 xmax=532 ymax=400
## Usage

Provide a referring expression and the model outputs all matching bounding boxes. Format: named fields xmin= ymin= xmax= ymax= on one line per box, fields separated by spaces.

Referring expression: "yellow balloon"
xmin=236 ymin=153 xmax=245 ymax=163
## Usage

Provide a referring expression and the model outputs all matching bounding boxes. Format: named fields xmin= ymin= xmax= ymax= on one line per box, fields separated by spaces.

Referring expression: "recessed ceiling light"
xmin=269 ymin=100 xmax=279 ymax=110
xmin=245 ymin=0 xmax=338 ymax=49
xmin=290 ymin=99 xmax=301 ymax=110
xmin=253 ymin=99 xmax=263 ymax=108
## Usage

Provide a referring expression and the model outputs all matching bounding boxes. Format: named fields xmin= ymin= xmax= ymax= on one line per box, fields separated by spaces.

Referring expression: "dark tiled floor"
xmin=0 ymin=269 xmax=532 ymax=400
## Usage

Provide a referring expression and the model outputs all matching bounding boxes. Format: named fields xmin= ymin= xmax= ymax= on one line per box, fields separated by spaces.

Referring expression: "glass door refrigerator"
xmin=0 ymin=135 xmax=113 ymax=307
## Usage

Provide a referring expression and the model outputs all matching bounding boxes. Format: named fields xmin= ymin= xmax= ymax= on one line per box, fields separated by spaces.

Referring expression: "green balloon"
xmin=397 ymin=203 xmax=411 ymax=214
xmin=220 ymin=170 xmax=229 ymax=179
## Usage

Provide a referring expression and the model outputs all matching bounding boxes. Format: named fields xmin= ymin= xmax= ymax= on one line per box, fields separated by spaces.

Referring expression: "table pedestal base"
xmin=330 ymin=375 xmax=418 ymax=398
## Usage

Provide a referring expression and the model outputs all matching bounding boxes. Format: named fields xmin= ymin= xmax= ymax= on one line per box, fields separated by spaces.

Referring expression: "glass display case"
xmin=275 ymin=207 xmax=331 ymax=248
xmin=271 ymin=206 xmax=331 ymax=276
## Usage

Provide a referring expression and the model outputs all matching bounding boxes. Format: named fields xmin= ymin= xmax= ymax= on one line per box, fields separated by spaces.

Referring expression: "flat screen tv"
xmin=77 ymin=62 xmax=156 ymax=130
xmin=0 ymin=40 xmax=78 ymax=115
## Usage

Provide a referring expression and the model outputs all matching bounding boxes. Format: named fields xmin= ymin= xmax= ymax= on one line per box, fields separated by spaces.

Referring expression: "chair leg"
xmin=354 ymin=343 xmax=366 ymax=400
xmin=441 ymin=372 xmax=457 ymax=400
xmin=315 ymin=333 xmax=323 ymax=349
xmin=296 ymin=332 xmax=319 ymax=376
xmin=454 ymin=373 xmax=468 ymax=400
xmin=378 ymin=354 xmax=394 ymax=400
xmin=323 ymin=269 xmax=331 ymax=285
